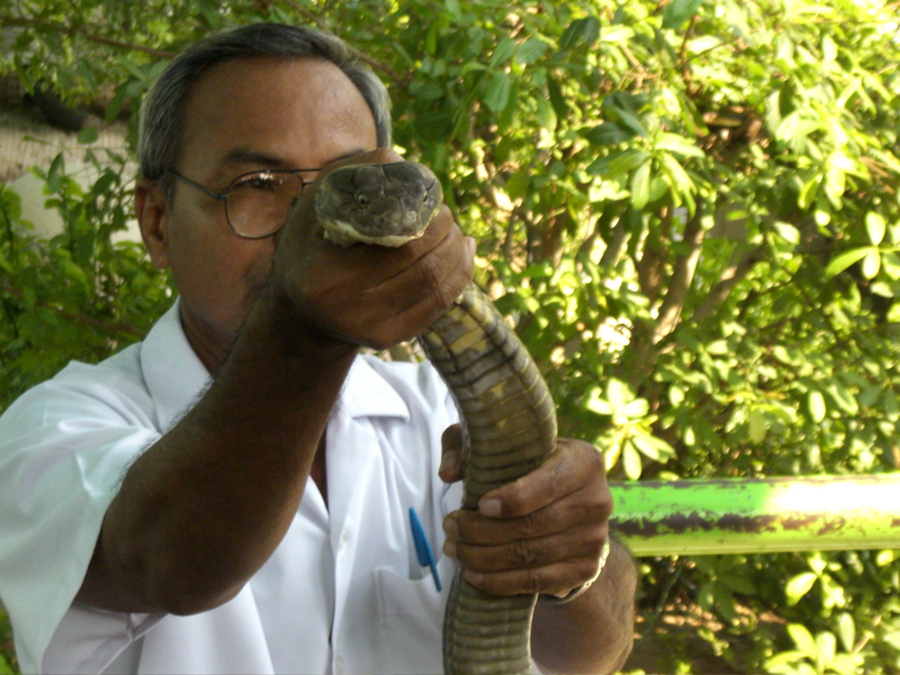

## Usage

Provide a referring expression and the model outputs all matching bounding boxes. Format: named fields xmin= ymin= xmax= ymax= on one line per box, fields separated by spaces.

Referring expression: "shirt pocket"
xmin=374 ymin=554 xmax=457 ymax=675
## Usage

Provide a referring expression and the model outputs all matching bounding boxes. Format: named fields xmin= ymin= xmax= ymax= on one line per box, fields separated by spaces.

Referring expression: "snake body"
xmin=317 ymin=161 xmax=557 ymax=675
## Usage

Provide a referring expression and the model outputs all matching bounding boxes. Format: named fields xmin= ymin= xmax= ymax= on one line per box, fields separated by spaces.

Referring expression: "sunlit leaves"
xmin=584 ymin=378 xmax=675 ymax=480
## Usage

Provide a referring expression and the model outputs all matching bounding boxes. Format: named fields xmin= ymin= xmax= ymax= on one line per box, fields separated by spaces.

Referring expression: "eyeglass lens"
xmin=226 ymin=171 xmax=313 ymax=238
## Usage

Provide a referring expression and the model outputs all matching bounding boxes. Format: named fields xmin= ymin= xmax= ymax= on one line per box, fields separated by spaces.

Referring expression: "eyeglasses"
xmin=166 ymin=168 xmax=320 ymax=239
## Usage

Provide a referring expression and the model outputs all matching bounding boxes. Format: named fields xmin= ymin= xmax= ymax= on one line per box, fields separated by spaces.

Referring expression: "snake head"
xmin=316 ymin=161 xmax=443 ymax=247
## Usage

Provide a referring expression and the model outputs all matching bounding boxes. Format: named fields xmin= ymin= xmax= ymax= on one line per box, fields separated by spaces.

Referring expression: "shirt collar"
xmin=140 ymin=300 xmax=410 ymax=429
xmin=140 ymin=300 xmax=212 ymax=430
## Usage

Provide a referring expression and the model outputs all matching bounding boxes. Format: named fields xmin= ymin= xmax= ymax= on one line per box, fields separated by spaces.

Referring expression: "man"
xmin=0 ymin=23 xmax=635 ymax=675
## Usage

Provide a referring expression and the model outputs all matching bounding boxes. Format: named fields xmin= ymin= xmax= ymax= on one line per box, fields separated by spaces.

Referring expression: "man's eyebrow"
xmin=221 ymin=149 xmax=290 ymax=168
xmin=221 ymin=147 xmax=374 ymax=170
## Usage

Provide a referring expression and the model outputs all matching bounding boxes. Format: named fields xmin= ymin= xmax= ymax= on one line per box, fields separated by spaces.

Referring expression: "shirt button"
xmin=338 ymin=532 xmax=349 ymax=553
xmin=334 ymin=655 xmax=345 ymax=674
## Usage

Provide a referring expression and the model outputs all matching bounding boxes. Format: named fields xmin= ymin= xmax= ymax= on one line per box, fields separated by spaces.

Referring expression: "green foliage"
xmin=0 ymin=151 xmax=174 ymax=411
xmin=2 ymin=0 xmax=900 ymax=672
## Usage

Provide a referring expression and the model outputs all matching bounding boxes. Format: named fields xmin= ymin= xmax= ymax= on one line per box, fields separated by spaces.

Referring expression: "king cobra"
xmin=316 ymin=161 xmax=557 ymax=675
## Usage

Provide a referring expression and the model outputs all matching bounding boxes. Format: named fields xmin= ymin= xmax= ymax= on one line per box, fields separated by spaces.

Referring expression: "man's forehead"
xmin=176 ymin=56 xmax=376 ymax=174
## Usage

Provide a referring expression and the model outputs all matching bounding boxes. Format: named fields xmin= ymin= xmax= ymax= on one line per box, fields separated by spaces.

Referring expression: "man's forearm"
xmin=531 ymin=540 xmax=637 ymax=674
xmin=81 ymin=285 xmax=359 ymax=615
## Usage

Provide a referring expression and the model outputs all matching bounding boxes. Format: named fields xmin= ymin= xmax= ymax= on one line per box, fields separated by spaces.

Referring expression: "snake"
xmin=316 ymin=161 xmax=557 ymax=675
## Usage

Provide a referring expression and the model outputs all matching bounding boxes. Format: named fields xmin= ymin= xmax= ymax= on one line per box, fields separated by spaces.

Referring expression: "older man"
xmin=0 ymin=23 xmax=635 ymax=675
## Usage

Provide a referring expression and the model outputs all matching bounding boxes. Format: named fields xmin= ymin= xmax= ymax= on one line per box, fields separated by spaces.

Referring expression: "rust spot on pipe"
xmin=612 ymin=512 xmax=849 ymax=539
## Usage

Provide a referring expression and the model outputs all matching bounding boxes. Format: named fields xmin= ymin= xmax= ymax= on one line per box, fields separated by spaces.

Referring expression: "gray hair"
xmin=138 ymin=23 xmax=392 ymax=185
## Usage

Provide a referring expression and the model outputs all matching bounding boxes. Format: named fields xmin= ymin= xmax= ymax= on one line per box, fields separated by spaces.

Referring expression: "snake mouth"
xmin=320 ymin=217 xmax=425 ymax=248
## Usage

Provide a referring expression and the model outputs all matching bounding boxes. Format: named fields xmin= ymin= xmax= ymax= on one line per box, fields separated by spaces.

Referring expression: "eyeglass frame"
xmin=164 ymin=167 xmax=321 ymax=240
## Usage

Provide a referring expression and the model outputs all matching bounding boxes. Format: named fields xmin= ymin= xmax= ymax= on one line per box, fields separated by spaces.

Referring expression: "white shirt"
xmin=0 ymin=302 xmax=462 ymax=675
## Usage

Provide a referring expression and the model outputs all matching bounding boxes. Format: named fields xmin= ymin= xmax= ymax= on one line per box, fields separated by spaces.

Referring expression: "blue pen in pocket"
xmin=408 ymin=506 xmax=442 ymax=592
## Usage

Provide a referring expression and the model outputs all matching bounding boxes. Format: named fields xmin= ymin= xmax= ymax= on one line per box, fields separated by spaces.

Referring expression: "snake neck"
xmin=418 ymin=283 xmax=557 ymax=511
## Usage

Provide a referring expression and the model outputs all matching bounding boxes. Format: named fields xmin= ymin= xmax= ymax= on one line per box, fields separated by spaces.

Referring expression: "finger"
xmin=439 ymin=424 xmax=465 ymax=483
xmin=478 ymin=439 xmax=604 ymax=519
xmin=448 ymin=490 xmax=610 ymax=546
xmin=447 ymin=524 xmax=607 ymax=574
xmin=462 ymin=557 xmax=604 ymax=598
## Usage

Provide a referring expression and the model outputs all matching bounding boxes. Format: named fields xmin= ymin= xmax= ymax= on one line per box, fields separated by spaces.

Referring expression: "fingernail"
xmin=479 ymin=498 xmax=502 ymax=517
xmin=466 ymin=237 xmax=476 ymax=256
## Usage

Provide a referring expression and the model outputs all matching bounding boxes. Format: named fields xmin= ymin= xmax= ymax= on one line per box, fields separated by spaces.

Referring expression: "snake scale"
xmin=316 ymin=161 xmax=557 ymax=675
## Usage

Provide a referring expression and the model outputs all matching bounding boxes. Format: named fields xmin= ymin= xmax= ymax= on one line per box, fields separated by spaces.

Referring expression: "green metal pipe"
xmin=609 ymin=474 xmax=900 ymax=557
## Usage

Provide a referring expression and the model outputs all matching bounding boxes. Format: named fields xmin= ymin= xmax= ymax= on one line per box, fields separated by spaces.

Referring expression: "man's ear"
xmin=136 ymin=178 xmax=171 ymax=270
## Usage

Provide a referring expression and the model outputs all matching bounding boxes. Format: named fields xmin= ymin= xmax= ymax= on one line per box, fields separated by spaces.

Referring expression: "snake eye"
xmin=356 ymin=193 xmax=369 ymax=207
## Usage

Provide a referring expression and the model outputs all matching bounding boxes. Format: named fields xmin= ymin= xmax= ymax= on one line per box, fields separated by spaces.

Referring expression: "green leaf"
xmin=786 ymin=572 xmax=818 ymax=606
xmin=663 ymin=0 xmax=704 ymax=30
xmin=77 ymin=127 xmax=99 ymax=145
xmin=535 ymin=97 xmax=557 ymax=131
xmin=515 ymin=37 xmax=547 ymax=65
xmin=787 ymin=623 xmax=817 ymax=658
xmin=816 ymin=631 xmax=836 ymax=671
xmin=630 ymin=160 xmax=652 ymax=209
xmin=46 ymin=153 xmax=66 ymax=193
xmin=861 ymin=248 xmax=881 ymax=279
xmin=748 ymin=408 xmax=767 ymax=443
xmin=836 ymin=613 xmax=855 ymax=653
xmin=622 ymin=440 xmax=643 ymax=480
xmin=546 ymin=75 xmax=570 ymax=123
xmin=606 ymin=378 xmax=632 ymax=410
xmin=489 ymin=37 xmax=517 ymax=67
xmin=876 ymin=550 xmax=896 ymax=566
xmin=866 ymin=211 xmax=886 ymax=246
xmin=584 ymin=388 xmax=613 ymax=415
xmin=623 ymin=397 xmax=649 ymax=418
xmin=807 ymin=391 xmax=826 ymax=423
xmin=607 ymin=149 xmax=651 ymax=177
xmin=612 ymin=108 xmax=649 ymax=137
xmin=655 ymin=133 xmax=705 ymax=159
xmin=825 ymin=164 xmax=846 ymax=208
xmin=600 ymin=26 xmax=635 ymax=43
xmin=659 ymin=153 xmax=695 ymax=197
xmin=630 ymin=433 xmax=675 ymax=462
xmin=484 ymin=72 xmax=512 ymax=113
xmin=560 ymin=16 xmax=601 ymax=51
xmin=824 ymin=247 xmax=871 ymax=278
xmin=583 ymin=122 xmax=631 ymax=146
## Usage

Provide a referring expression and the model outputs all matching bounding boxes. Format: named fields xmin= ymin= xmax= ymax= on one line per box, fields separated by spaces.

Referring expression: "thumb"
xmin=439 ymin=423 xmax=466 ymax=483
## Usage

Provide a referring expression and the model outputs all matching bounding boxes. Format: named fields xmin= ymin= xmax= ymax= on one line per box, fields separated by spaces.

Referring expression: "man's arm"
xmin=77 ymin=148 xmax=475 ymax=615
xmin=441 ymin=434 xmax=637 ymax=674
xmin=530 ymin=540 xmax=636 ymax=673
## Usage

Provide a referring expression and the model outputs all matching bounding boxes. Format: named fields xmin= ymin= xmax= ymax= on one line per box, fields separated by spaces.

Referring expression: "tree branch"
xmin=635 ymin=208 xmax=670 ymax=304
xmin=1 ymin=16 xmax=178 ymax=59
xmin=652 ymin=203 xmax=705 ymax=344
xmin=592 ymin=201 xmax=628 ymax=267
xmin=690 ymin=243 xmax=767 ymax=322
